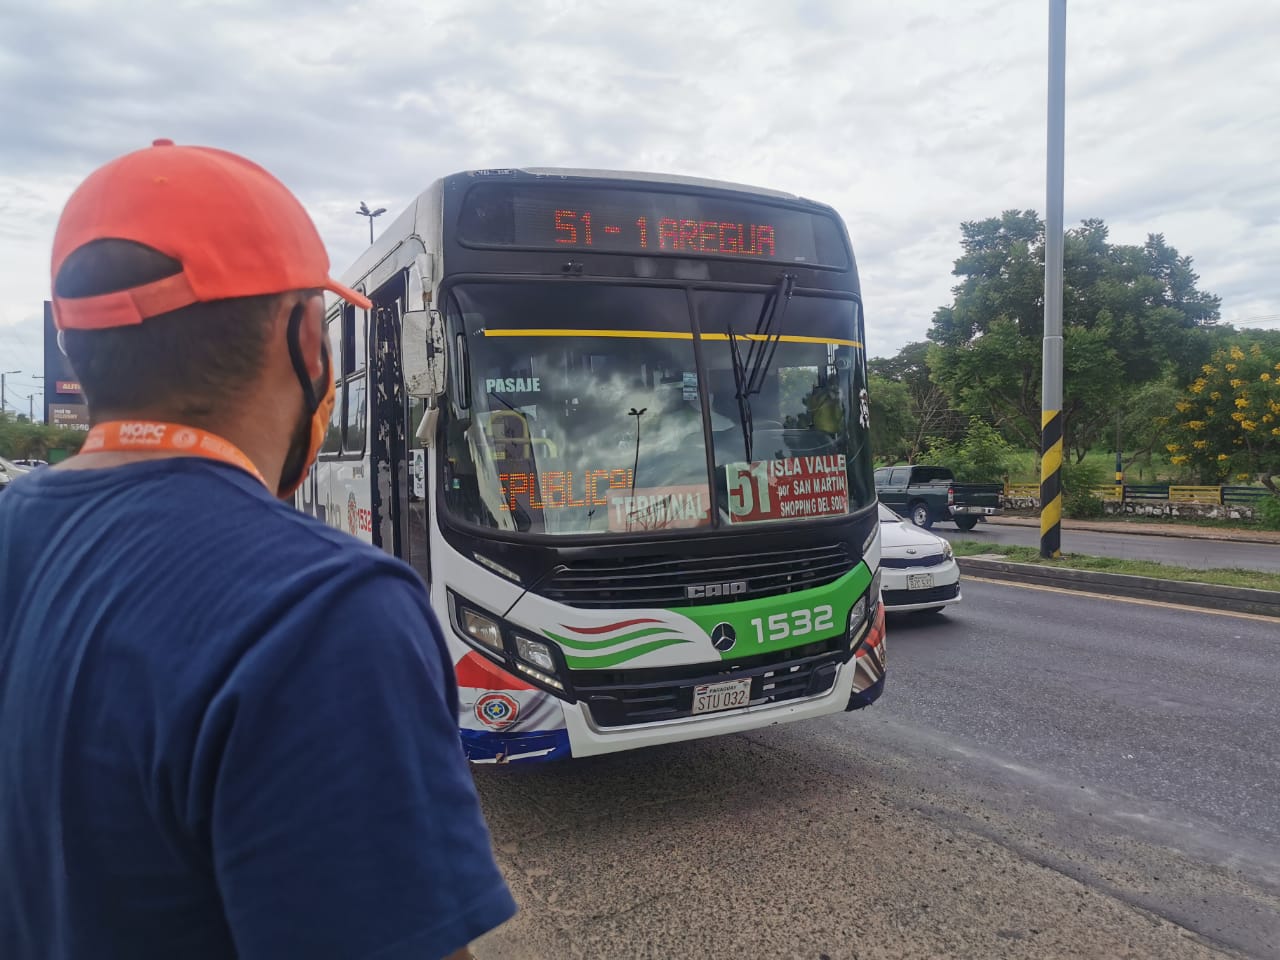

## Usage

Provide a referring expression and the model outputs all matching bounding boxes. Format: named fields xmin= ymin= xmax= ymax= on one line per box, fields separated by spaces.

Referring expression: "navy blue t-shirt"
xmin=0 ymin=459 xmax=516 ymax=959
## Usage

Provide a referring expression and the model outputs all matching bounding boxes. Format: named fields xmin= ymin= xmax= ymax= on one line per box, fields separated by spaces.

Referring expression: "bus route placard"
xmin=725 ymin=456 xmax=848 ymax=524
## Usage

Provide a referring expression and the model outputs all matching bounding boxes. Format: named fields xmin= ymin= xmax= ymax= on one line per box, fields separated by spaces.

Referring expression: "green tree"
xmin=0 ymin=414 xmax=87 ymax=461
xmin=1118 ymin=377 xmax=1183 ymax=470
xmin=868 ymin=341 xmax=963 ymax=461
xmin=866 ymin=374 xmax=914 ymax=464
xmin=1168 ymin=340 xmax=1280 ymax=493
xmin=1061 ymin=457 xmax=1109 ymax=519
xmin=928 ymin=212 xmax=1222 ymax=462
xmin=917 ymin=417 xmax=1017 ymax=484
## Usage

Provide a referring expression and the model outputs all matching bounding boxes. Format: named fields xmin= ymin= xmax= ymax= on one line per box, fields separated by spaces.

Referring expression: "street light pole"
xmin=31 ymin=374 xmax=44 ymax=423
xmin=357 ymin=202 xmax=387 ymax=245
xmin=1 ymin=370 xmax=20 ymax=419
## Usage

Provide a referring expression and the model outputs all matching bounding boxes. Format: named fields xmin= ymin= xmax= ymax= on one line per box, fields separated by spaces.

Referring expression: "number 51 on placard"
xmin=750 ymin=605 xmax=835 ymax=644
xmin=726 ymin=461 xmax=771 ymax=519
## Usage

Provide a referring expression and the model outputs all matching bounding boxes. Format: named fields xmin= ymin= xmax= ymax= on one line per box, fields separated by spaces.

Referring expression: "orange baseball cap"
xmin=51 ymin=138 xmax=372 ymax=330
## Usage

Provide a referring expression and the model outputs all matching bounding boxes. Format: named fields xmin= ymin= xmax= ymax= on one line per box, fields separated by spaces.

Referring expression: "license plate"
xmin=692 ymin=678 xmax=752 ymax=715
xmin=907 ymin=573 xmax=934 ymax=590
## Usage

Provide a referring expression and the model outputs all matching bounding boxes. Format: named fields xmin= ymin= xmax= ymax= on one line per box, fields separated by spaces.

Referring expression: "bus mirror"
xmin=402 ymin=308 xmax=447 ymax=398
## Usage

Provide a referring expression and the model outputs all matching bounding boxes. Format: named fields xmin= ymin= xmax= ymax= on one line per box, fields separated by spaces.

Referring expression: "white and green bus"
xmin=297 ymin=168 xmax=886 ymax=762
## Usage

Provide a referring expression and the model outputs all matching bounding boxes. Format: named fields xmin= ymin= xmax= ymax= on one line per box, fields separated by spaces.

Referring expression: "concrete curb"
xmin=958 ymin=556 xmax=1280 ymax=619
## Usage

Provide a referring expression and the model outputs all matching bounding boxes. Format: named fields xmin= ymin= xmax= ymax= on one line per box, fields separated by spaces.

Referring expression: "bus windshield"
xmin=441 ymin=282 xmax=874 ymax=537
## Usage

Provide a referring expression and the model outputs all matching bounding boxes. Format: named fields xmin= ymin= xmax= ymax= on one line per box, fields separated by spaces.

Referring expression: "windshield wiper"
xmin=728 ymin=326 xmax=753 ymax=462
xmin=728 ymin=273 xmax=795 ymax=462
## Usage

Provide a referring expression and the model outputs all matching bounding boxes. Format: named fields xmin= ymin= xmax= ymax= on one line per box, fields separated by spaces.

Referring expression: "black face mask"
xmin=276 ymin=303 xmax=331 ymax=499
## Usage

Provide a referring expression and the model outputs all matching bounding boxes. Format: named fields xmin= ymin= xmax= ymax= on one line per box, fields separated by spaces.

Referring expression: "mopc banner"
xmin=725 ymin=456 xmax=848 ymax=524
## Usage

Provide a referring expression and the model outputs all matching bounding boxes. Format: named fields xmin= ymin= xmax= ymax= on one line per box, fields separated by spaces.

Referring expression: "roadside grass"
xmin=950 ymin=541 xmax=1280 ymax=593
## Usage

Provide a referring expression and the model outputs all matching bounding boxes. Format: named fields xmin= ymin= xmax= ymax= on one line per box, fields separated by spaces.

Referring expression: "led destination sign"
xmin=458 ymin=182 xmax=851 ymax=268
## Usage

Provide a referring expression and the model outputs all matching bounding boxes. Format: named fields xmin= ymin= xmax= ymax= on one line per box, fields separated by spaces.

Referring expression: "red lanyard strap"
xmin=80 ymin=421 xmax=268 ymax=489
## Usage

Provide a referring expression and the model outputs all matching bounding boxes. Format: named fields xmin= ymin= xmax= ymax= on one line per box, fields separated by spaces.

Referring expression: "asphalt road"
xmin=474 ymin=581 xmax=1280 ymax=960
xmin=933 ymin=521 xmax=1280 ymax=573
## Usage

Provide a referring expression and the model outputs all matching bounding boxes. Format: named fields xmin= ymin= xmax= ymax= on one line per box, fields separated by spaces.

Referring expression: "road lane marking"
xmin=963 ymin=575 xmax=1280 ymax=624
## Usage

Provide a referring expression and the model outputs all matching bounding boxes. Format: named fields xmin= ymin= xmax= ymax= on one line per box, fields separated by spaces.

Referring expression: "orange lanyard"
xmin=80 ymin=421 xmax=268 ymax=489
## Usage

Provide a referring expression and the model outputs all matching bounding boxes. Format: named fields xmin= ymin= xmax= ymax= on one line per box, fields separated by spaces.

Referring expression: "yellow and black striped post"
xmin=1041 ymin=0 xmax=1066 ymax=559
xmin=1040 ymin=409 xmax=1063 ymax=558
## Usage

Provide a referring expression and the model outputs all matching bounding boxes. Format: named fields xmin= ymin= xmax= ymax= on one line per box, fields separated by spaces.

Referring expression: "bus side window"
xmin=409 ymin=399 xmax=426 ymax=449
xmin=341 ymin=303 xmax=360 ymax=377
xmin=327 ymin=314 xmax=343 ymax=382
xmin=318 ymin=314 xmax=344 ymax=457
xmin=345 ymin=375 xmax=367 ymax=454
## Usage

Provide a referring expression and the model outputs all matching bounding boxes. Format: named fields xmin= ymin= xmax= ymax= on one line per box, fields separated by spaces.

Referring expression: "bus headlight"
xmin=459 ymin=606 xmax=503 ymax=653
xmin=515 ymin=635 xmax=557 ymax=673
xmin=847 ymin=570 xmax=882 ymax=650
xmin=513 ymin=636 xmax=565 ymax=691
xmin=847 ymin=595 xmax=868 ymax=641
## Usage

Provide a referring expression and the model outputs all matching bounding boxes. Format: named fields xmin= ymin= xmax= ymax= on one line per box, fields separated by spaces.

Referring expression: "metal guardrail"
xmin=1002 ymin=482 xmax=1275 ymax=506
xmin=1168 ymin=485 xmax=1222 ymax=504
xmin=1119 ymin=483 xmax=1169 ymax=501
xmin=1224 ymin=486 xmax=1273 ymax=505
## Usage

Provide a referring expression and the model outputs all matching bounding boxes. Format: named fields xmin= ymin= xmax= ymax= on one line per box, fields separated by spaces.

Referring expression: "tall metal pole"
xmin=1115 ymin=407 xmax=1123 ymax=487
xmin=0 ymin=371 xmax=15 ymax=419
xmin=1040 ymin=0 xmax=1067 ymax=559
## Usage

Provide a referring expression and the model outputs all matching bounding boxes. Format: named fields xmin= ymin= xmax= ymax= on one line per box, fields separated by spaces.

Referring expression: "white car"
xmin=0 ymin=456 xmax=30 ymax=493
xmin=877 ymin=503 xmax=962 ymax=614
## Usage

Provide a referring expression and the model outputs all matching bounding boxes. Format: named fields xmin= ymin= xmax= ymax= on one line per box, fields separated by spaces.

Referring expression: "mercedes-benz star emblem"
xmin=710 ymin=622 xmax=737 ymax=652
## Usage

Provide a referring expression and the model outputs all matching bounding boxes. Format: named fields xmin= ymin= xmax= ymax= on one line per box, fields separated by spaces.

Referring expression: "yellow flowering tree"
xmin=1171 ymin=341 xmax=1280 ymax=493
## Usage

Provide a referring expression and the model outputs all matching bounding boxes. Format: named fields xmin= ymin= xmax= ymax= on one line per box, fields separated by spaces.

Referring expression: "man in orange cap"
xmin=0 ymin=141 xmax=515 ymax=959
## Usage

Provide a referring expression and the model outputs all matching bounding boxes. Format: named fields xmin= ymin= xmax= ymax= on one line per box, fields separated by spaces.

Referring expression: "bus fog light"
xmin=515 ymin=661 xmax=565 ymax=691
xmin=516 ymin=635 xmax=557 ymax=673
xmin=460 ymin=607 xmax=503 ymax=652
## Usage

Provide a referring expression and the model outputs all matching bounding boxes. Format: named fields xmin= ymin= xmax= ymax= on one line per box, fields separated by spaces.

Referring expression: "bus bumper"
xmin=846 ymin=601 xmax=887 ymax=711
xmin=558 ymin=628 xmax=886 ymax=760
xmin=462 ymin=728 xmax=572 ymax=764
xmin=459 ymin=602 xmax=887 ymax=763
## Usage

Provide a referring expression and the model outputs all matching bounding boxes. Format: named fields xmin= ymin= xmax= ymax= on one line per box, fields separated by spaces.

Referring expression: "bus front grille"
xmin=540 ymin=542 xmax=851 ymax=609
xmin=573 ymin=637 xmax=847 ymax=728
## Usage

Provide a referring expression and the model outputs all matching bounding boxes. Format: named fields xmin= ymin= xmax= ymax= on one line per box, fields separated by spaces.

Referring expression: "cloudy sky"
xmin=2 ymin=0 xmax=1278 ymax=419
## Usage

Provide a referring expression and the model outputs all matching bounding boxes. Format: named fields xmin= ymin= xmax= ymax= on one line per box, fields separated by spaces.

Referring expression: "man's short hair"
xmin=56 ymin=239 xmax=281 ymax=425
